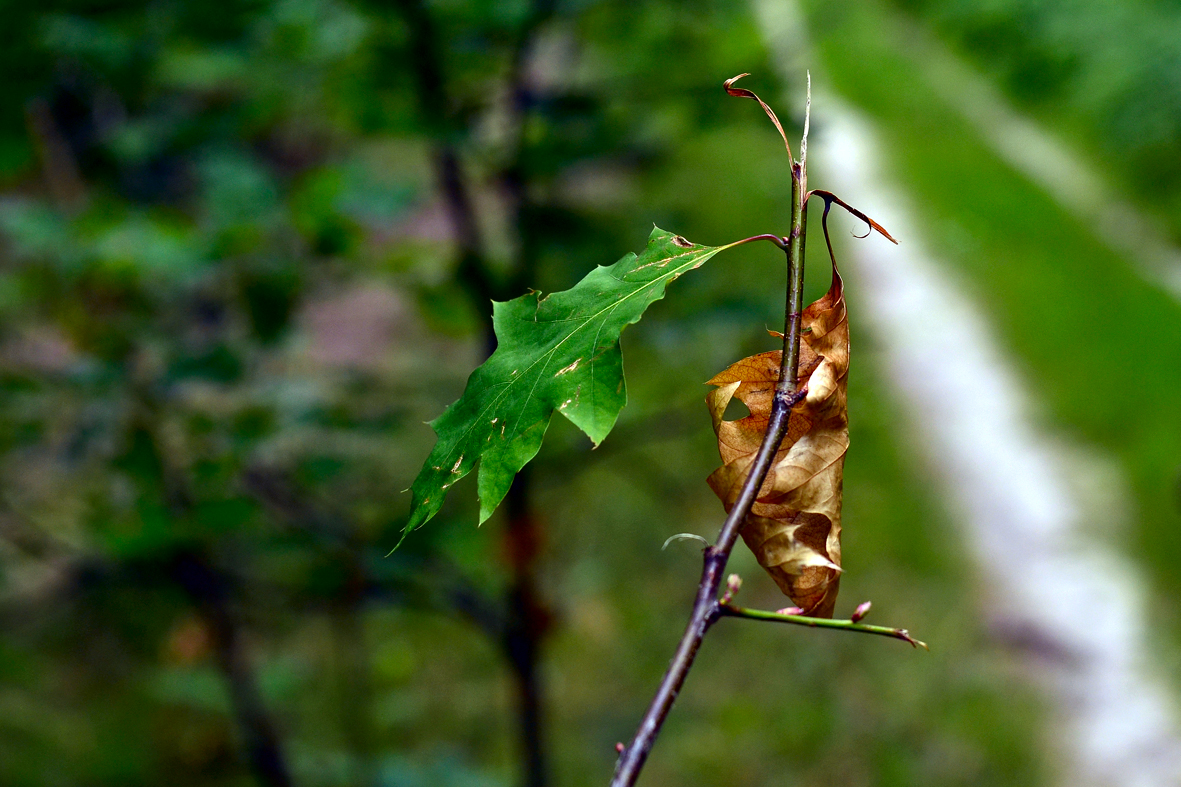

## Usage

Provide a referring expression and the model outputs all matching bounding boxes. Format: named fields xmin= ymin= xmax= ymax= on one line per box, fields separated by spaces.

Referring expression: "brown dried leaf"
xmin=705 ymin=264 xmax=849 ymax=618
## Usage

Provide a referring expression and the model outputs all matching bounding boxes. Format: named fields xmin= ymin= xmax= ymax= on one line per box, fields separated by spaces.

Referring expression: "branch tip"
xmin=801 ymin=71 xmax=811 ymax=168
xmin=898 ymin=630 xmax=929 ymax=650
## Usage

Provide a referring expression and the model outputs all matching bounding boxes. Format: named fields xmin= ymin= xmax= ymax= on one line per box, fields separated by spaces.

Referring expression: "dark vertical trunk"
xmin=173 ymin=553 xmax=293 ymax=787
xmin=504 ymin=467 xmax=550 ymax=787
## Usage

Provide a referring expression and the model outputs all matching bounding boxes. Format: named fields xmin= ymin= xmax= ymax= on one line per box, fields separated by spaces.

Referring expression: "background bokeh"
xmin=2 ymin=1 xmax=1179 ymax=785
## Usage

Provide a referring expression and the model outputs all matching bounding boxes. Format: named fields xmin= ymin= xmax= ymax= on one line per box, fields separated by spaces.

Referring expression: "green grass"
xmin=804 ymin=0 xmax=1181 ymax=669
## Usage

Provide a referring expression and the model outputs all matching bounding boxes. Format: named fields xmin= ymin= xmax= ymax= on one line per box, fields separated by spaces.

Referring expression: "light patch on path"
xmin=753 ymin=2 xmax=1181 ymax=784
xmin=818 ymin=103 xmax=1181 ymax=787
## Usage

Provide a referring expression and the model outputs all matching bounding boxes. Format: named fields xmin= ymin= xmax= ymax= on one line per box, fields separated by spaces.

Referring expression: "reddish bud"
xmin=720 ymin=573 xmax=742 ymax=605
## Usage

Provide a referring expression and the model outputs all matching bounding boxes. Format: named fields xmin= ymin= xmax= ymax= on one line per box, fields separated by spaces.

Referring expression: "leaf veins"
xmin=403 ymin=227 xmax=726 ymax=541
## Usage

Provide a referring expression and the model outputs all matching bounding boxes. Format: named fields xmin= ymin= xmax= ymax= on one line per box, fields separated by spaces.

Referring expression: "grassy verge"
xmin=803 ymin=0 xmax=1181 ymax=676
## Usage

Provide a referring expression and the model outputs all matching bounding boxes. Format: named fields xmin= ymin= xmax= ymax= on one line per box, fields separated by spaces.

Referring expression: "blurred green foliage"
xmin=892 ymin=0 xmax=1181 ymax=236
xmin=5 ymin=0 xmax=1180 ymax=786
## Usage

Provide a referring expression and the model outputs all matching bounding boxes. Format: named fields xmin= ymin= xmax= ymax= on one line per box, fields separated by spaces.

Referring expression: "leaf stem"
xmin=609 ymin=91 xmax=813 ymax=787
xmin=717 ymin=603 xmax=928 ymax=649
xmin=731 ymin=233 xmax=789 ymax=250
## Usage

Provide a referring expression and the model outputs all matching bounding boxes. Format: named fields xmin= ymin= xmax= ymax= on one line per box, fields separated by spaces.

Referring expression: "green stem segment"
xmin=780 ymin=159 xmax=808 ymax=403
xmin=717 ymin=604 xmax=928 ymax=649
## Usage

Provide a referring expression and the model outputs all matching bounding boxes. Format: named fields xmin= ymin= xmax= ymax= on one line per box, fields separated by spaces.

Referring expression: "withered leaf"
xmin=705 ymin=263 xmax=849 ymax=618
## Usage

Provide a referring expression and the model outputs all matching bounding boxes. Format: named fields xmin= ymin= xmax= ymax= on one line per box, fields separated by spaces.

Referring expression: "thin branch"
xmin=610 ymin=83 xmax=814 ymax=787
xmin=781 ymin=141 xmax=809 ymax=400
xmin=717 ymin=602 xmax=928 ymax=649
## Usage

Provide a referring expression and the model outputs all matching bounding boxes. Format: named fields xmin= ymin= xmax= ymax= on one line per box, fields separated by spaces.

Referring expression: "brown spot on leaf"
xmin=672 ymin=235 xmax=692 ymax=248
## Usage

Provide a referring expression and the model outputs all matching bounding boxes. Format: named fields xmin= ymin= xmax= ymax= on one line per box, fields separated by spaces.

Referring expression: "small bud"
xmin=776 ymin=606 xmax=803 ymax=616
xmin=851 ymin=601 xmax=872 ymax=623
xmin=720 ymin=573 xmax=742 ymax=605
xmin=615 ymin=743 xmax=625 ymax=754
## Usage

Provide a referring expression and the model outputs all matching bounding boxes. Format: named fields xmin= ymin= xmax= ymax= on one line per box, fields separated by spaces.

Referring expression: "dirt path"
xmin=755 ymin=1 xmax=1181 ymax=783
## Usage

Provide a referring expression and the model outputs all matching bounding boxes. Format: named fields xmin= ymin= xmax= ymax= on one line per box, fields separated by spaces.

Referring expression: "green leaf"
xmin=404 ymin=227 xmax=729 ymax=539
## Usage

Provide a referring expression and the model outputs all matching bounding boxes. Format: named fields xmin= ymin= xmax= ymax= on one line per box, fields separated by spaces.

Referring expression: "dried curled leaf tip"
xmin=723 ymin=73 xmax=795 ymax=164
xmin=808 ymin=189 xmax=898 ymax=245
xmin=722 ymin=73 xmax=752 ymax=96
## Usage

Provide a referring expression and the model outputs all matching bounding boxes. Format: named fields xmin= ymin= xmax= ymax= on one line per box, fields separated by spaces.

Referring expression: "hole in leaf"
xmin=722 ymin=396 xmax=751 ymax=421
